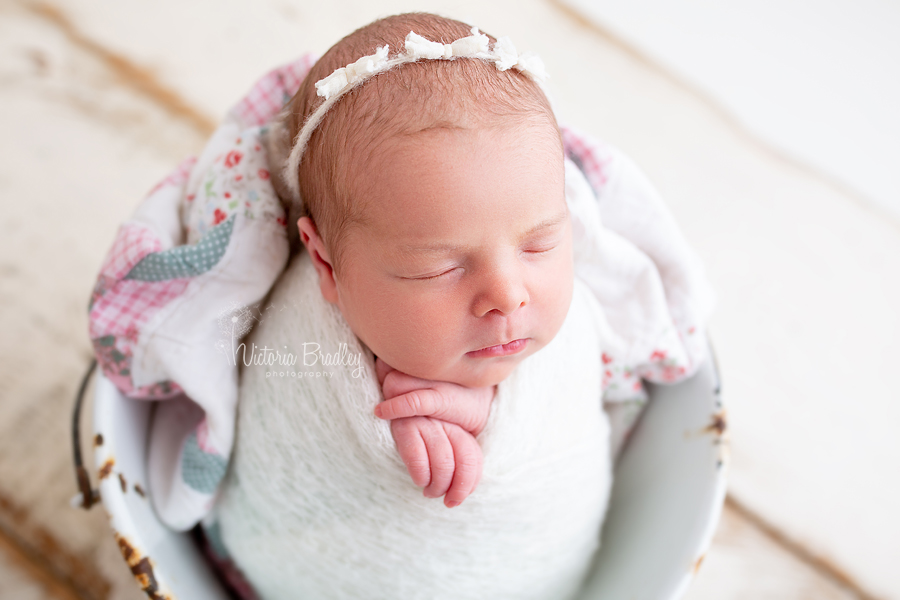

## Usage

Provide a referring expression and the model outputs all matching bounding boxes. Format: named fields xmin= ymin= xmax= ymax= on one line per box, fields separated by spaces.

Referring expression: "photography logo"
xmin=215 ymin=301 xmax=363 ymax=378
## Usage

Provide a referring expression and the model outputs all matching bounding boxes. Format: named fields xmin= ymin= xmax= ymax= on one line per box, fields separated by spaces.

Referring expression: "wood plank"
xmin=0 ymin=4 xmax=204 ymax=598
xmin=0 ymin=1 xmax=887 ymax=598
xmin=0 ymin=531 xmax=80 ymax=600
xmin=686 ymin=503 xmax=860 ymax=600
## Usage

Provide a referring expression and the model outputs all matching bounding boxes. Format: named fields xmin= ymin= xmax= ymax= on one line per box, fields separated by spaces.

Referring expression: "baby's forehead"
xmin=346 ymin=120 xmax=564 ymax=230
xmin=335 ymin=66 xmax=563 ymax=196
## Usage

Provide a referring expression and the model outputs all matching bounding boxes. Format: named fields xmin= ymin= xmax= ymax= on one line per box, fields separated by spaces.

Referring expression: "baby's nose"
xmin=472 ymin=267 xmax=529 ymax=317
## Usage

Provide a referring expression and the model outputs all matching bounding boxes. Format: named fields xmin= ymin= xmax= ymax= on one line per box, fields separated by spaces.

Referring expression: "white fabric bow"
xmin=314 ymin=28 xmax=546 ymax=102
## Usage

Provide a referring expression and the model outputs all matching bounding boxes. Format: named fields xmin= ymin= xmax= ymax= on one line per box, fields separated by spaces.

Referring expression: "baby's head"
xmin=277 ymin=13 xmax=573 ymax=388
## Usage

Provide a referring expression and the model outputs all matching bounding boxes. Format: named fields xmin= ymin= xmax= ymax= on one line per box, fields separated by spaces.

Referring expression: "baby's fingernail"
xmin=445 ymin=500 xmax=460 ymax=508
xmin=374 ymin=405 xmax=383 ymax=418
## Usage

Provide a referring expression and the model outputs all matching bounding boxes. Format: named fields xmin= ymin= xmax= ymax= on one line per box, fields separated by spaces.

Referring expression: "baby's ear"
xmin=297 ymin=217 xmax=339 ymax=304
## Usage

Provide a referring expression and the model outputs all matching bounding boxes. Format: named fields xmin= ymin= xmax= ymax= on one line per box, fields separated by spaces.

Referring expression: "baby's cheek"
xmin=386 ymin=307 xmax=466 ymax=376
xmin=373 ymin=338 xmax=453 ymax=384
xmin=538 ymin=265 xmax=574 ymax=340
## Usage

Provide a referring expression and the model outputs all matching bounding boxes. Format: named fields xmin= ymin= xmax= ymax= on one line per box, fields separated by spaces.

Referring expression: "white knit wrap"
xmin=212 ymin=161 xmax=625 ymax=599
xmin=215 ymin=249 xmax=612 ymax=599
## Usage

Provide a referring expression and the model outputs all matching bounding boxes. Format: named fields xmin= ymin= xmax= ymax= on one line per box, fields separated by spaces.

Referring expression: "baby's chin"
xmin=406 ymin=355 xmax=528 ymax=389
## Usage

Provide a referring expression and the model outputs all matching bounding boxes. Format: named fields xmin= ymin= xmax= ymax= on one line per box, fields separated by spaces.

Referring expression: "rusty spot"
xmin=115 ymin=535 xmax=169 ymax=600
xmin=116 ymin=535 xmax=136 ymax=564
xmin=134 ymin=483 xmax=146 ymax=498
xmin=693 ymin=553 xmax=705 ymax=574
xmin=75 ymin=465 xmax=97 ymax=509
xmin=94 ymin=433 xmax=104 ymax=447
xmin=132 ymin=558 xmax=159 ymax=593
xmin=119 ymin=473 xmax=127 ymax=493
xmin=703 ymin=410 xmax=727 ymax=436
xmin=135 ymin=570 xmax=151 ymax=589
xmin=98 ymin=458 xmax=115 ymax=480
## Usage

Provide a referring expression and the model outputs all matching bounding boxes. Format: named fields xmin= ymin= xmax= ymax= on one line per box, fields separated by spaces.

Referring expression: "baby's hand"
xmin=375 ymin=358 xmax=495 ymax=508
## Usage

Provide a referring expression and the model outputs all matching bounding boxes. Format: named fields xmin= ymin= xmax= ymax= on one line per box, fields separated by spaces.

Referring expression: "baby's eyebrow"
xmin=396 ymin=209 xmax=568 ymax=254
xmin=522 ymin=209 xmax=569 ymax=237
xmin=397 ymin=241 xmax=465 ymax=255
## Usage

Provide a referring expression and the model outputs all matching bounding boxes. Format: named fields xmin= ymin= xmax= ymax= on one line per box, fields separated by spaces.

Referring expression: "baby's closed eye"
xmin=520 ymin=220 xmax=567 ymax=255
xmin=521 ymin=238 xmax=561 ymax=254
xmin=399 ymin=265 xmax=464 ymax=281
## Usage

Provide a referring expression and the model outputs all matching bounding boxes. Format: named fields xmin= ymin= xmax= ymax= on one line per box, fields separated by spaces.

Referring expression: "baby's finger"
xmin=374 ymin=389 xmax=449 ymax=421
xmin=442 ymin=424 xmax=483 ymax=508
xmin=391 ymin=418 xmax=431 ymax=488
xmin=419 ymin=419 xmax=455 ymax=499
xmin=375 ymin=387 xmax=494 ymax=436
xmin=380 ymin=368 xmax=435 ymax=399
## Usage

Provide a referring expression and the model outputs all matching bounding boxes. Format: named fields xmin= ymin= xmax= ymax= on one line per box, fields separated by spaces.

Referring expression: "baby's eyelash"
xmin=402 ymin=267 xmax=460 ymax=281
xmin=415 ymin=272 xmax=447 ymax=281
xmin=523 ymin=241 xmax=559 ymax=254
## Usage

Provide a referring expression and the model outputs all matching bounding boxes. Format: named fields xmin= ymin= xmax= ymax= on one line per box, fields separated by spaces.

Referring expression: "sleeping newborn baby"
xmin=214 ymin=13 xmax=619 ymax=600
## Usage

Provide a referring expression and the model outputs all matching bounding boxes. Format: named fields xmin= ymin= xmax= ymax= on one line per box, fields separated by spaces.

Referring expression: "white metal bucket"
xmin=90 ymin=354 xmax=726 ymax=600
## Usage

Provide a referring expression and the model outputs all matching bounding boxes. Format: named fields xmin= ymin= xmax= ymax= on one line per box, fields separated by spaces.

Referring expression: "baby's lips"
xmin=465 ymin=338 xmax=529 ymax=358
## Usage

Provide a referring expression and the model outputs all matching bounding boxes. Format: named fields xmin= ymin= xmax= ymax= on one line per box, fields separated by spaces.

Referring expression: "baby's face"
xmin=331 ymin=123 xmax=573 ymax=388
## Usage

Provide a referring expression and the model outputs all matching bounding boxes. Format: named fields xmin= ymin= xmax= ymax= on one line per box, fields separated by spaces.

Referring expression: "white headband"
xmin=282 ymin=27 xmax=548 ymax=203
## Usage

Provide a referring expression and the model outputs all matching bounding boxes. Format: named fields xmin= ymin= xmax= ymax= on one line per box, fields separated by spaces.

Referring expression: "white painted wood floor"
xmin=0 ymin=0 xmax=887 ymax=597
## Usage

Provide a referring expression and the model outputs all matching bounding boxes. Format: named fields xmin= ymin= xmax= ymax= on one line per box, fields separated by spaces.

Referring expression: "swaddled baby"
xmin=213 ymin=13 xmax=626 ymax=600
